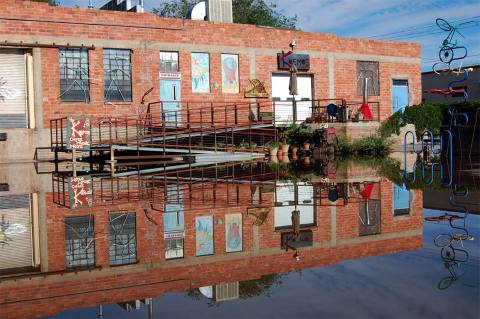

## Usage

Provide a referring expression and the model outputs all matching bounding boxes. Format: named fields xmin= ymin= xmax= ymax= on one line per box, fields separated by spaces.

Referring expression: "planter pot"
xmin=291 ymin=154 xmax=298 ymax=161
xmin=270 ymin=155 xmax=279 ymax=163
xmin=303 ymin=143 xmax=310 ymax=150
xmin=269 ymin=147 xmax=278 ymax=157
xmin=291 ymin=146 xmax=298 ymax=156
xmin=277 ymin=150 xmax=283 ymax=157
xmin=303 ymin=156 xmax=311 ymax=165
xmin=281 ymin=154 xmax=290 ymax=163
xmin=281 ymin=144 xmax=290 ymax=154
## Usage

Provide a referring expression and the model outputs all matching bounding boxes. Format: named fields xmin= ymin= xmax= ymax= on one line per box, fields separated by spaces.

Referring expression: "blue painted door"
xmin=392 ymin=80 xmax=409 ymax=114
xmin=393 ymin=183 xmax=410 ymax=216
xmin=160 ymin=79 xmax=181 ymax=125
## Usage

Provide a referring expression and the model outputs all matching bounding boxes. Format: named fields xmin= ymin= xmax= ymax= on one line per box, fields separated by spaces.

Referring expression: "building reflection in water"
xmin=0 ymin=159 xmax=424 ymax=319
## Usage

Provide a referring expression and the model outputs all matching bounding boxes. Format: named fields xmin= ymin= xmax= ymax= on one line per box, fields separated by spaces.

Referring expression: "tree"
xmin=153 ymin=0 xmax=298 ymax=30
xmin=29 ymin=0 xmax=59 ymax=5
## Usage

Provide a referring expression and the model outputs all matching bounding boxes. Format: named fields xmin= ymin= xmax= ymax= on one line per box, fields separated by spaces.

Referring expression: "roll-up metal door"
xmin=0 ymin=49 xmax=27 ymax=128
xmin=0 ymin=194 xmax=33 ymax=270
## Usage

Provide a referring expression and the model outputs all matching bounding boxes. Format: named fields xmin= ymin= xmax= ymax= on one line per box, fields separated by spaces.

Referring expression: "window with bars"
xmin=103 ymin=49 xmax=132 ymax=102
xmin=356 ymin=61 xmax=380 ymax=96
xmin=59 ymin=48 xmax=90 ymax=102
xmin=65 ymin=215 xmax=95 ymax=268
xmin=160 ymin=51 xmax=179 ymax=72
xmin=109 ymin=212 xmax=137 ymax=266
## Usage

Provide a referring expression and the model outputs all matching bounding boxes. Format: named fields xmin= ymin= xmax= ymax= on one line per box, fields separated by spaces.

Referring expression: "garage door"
xmin=272 ymin=74 xmax=313 ymax=124
xmin=0 ymin=49 xmax=27 ymax=128
xmin=0 ymin=195 xmax=34 ymax=272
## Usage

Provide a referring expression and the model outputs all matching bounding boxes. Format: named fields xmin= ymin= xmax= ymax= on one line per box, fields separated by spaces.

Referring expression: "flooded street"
xmin=0 ymin=155 xmax=478 ymax=319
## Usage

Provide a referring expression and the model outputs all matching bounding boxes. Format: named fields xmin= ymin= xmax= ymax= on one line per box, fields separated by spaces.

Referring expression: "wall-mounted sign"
xmin=159 ymin=72 xmax=182 ymax=80
xmin=164 ymin=231 xmax=184 ymax=239
xmin=277 ymin=51 xmax=310 ymax=71
xmin=66 ymin=116 xmax=91 ymax=151
xmin=245 ymin=79 xmax=269 ymax=98
xmin=68 ymin=175 xmax=93 ymax=209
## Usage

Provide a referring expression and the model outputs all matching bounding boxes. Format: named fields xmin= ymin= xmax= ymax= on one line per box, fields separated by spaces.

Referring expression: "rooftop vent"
xmin=99 ymin=0 xmax=144 ymax=13
xmin=188 ymin=0 xmax=232 ymax=23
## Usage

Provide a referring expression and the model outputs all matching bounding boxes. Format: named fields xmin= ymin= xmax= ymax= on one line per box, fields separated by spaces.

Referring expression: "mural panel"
xmin=225 ymin=213 xmax=242 ymax=253
xmin=196 ymin=215 xmax=214 ymax=256
xmin=221 ymin=54 xmax=239 ymax=94
xmin=191 ymin=53 xmax=210 ymax=93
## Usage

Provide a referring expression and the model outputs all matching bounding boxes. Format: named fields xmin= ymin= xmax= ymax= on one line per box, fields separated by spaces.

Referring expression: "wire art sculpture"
xmin=426 ymin=18 xmax=474 ymax=102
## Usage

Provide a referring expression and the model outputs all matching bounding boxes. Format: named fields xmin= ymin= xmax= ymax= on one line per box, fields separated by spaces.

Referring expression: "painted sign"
xmin=191 ymin=53 xmax=210 ymax=93
xmin=159 ymin=72 xmax=182 ymax=80
xmin=225 ymin=213 xmax=242 ymax=253
xmin=68 ymin=175 xmax=93 ymax=209
xmin=277 ymin=51 xmax=310 ymax=71
xmin=245 ymin=79 xmax=269 ymax=98
xmin=66 ymin=116 xmax=91 ymax=150
xmin=221 ymin=54 xmax=239 ymax=94
xmin=196 ymin=215 xmax=214 ymax=256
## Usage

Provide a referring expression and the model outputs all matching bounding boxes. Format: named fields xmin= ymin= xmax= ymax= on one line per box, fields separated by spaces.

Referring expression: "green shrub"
xmin=334 ymin=135 xmax=392 ymax=156
xmin=379 ymin=101 xmax=480 ymax=138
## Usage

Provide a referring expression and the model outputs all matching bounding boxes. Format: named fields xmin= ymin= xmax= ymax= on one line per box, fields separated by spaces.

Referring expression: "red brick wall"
xmin=0 ymin=0 xmax=421 ymax=127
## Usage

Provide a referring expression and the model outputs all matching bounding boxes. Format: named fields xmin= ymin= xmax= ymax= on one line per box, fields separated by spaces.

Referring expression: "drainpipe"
xmin=363 ymin=77 xmax=368 ymax=105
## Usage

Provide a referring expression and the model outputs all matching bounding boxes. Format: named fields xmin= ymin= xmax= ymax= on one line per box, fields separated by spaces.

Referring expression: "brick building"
xmin=0 ymin=0 xmax=421 ymax=162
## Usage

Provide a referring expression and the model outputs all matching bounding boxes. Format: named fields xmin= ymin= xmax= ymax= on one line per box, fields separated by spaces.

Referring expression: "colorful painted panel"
xmin=68 ymin=175 xmax=93 ymax=209
xmin=225 ymin=213 xmax=242 ymax=253
xmin=191 ymin=53 xmax=210 ymax=93
xmin=196 ymin=215 xmax=214 ymax=256
xmin=221 ymin=54 xmax=239 ymax=93
xmin=66 ymin=116 xmax=91 ymax=150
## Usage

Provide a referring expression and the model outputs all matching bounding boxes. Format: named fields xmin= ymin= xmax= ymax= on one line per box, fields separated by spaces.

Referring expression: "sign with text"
xmin=277 ymin=51 xmax=310 ymax=71
xmin=68 ymin=175 xmax=93 ymax=209
xmin=159 ymin=72 xmax=182 ymax=80
xmin=66 ymin=116 xmax=91 ymax=150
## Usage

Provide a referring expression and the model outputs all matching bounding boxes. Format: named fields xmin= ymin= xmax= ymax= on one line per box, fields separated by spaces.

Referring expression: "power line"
xmin=366 ymin=15 xmax=480 ymax=40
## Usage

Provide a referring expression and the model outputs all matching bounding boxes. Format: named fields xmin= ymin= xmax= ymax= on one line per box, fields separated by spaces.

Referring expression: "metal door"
xmin=0 ymin=194 xmax=33 ymax=272
xmin=393 ymin=183 xmax=410 ymax=216
xmin=392 ymin=79 xmax=409 ymax=114
xmin=160 ymin=79 xmax=182 ymax=126
xmin=0 ymin=49 xmax=27 ymax=128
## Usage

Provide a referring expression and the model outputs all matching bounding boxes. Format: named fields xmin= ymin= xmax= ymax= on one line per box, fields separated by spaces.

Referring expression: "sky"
xmin=58 ymin=0 xmax=480 ymax=71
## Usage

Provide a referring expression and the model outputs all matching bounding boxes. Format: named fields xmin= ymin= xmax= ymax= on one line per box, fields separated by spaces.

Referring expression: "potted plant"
xmin=266 ymin=140 xmax=279 ymax=157
xmin=303 ymin=140 xmax=311 ymax=150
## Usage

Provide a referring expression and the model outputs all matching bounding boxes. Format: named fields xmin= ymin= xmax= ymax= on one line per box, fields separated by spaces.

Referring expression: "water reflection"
xmin=0 ymin=155 xmax=478 ymax=318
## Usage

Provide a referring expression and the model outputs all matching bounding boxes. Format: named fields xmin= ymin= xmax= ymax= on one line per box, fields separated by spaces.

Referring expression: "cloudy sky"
xmin=58 ymin=0 xmax=480 ymax=71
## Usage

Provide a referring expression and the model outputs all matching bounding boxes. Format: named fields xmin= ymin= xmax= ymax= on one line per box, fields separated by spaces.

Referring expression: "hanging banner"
xmin=68 ymin=175 xmax=93 ymax=209
xmin=66 ymin=116 xmax=91 ymax=150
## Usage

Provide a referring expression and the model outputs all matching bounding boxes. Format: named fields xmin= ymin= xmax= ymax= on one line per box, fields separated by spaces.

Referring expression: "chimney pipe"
xmin=88 ymin=0 xmax=94 ymax=9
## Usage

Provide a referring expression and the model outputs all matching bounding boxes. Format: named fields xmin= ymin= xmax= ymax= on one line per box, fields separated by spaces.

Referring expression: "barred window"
xmin=104 ymin=49 xmax=132 ymax=102
xmin=356 ymin=61 xmax=380 ymax=96
xmin=160 ymin=51 xmax=179 ymax=72
xmin=59 ymin=48 xmax=90 ymax=102
xmin=65 ymin=215 xmax=95 ymax=268
xmin=109 ymin=212 xmax=137 ymax=266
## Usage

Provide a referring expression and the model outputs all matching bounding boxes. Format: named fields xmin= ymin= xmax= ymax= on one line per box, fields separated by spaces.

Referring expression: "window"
xmin=59 ymin=48 xmax=90 ymax=102
xmin=356 ymin=61 xmax=379 ymax=96
xmin=104 ymin=49 xmax=132 ymax=102
xmin=65 ymin=215 xmax=95 ymax=268
xmin=160 ymin=51 xmax=179 ymax=72
xmin=109 ymin=212 xmax=137 ymax=266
